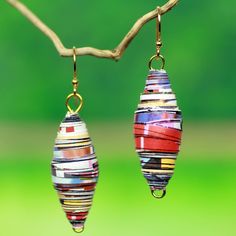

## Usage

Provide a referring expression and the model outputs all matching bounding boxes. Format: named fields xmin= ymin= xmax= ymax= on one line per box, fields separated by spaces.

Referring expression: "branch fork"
xmin=6 ymin=0 xmax=179 ymax=60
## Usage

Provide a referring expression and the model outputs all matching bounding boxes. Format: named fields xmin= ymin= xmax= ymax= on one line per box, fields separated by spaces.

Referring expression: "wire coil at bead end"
xmin=151 ymin=189 xmax=166 ymax=199
xmin=73 ymin=226 xmax=84 ymax=233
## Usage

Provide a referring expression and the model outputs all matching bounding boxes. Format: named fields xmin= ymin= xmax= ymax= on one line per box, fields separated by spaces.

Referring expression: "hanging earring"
xmin=51 ymin=47 xmax=99 ymax=233
xmin=133 ymin=8 xmax=183 ymax=199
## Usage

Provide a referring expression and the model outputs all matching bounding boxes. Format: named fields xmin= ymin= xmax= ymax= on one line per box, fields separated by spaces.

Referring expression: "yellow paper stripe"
xmin=161 ymin=159 xmax=175 ymax=164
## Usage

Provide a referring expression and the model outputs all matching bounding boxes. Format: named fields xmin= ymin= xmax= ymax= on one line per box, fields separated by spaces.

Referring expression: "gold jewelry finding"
xmin=148 ymin=7 xmax=165 ymax=70
xmin=66 ymin=93 xmax=83 ymax=113
xmin=156 ymin=8 xmax=162 ymax=57
xmin=151 ymin=189 xmax=166 ymax=199
xmin=65 ymin=47 xmax=83 ymax=113
xmin=148 ymin=54 xmax=165 ymax=70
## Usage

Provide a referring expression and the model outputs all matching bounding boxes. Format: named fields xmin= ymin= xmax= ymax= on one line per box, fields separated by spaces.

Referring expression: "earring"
xmin=51 ymin=48 xmax=99 ymax=233
xmin=133 ymin=8 xmax=183 ymax=199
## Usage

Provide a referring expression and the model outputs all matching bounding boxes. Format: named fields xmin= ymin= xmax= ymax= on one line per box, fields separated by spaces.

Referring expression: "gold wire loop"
xmin=73 ymin=226 xmax=84 ymax=233
xmin=66 ymin=93 xmax=83 ymax=114
xmin=148 ymin=54 xmax=165 ymax=70
xmin=151 ymin=189 xmax=166 ymax=199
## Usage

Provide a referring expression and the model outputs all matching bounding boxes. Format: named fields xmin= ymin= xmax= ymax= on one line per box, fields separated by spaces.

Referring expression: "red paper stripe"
xmin=66 ymin=126 xmax=75 ymax=133
xmin=134 ymin=128 xmax=180 ymax=142
xmin=67 ymin=212 xmax=88 ymax=216
xmin=135 ymin=137 xmax=179 ymax=153
xmin=134 ymin=124 xmax=181 ymax=140
xmin=67 ymin=215 xmax=87 ymax=220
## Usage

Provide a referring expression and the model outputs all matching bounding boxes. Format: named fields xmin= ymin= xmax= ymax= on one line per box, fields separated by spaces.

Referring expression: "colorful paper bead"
xmin=51 ymin=112 xmax=99 ymax=232
xmin=133 ymin=69 xmax=182 ymax=197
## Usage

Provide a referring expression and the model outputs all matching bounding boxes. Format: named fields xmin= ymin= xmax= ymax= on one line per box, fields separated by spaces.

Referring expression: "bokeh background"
xmin=0 ymin=0 xmax=236 ymax=235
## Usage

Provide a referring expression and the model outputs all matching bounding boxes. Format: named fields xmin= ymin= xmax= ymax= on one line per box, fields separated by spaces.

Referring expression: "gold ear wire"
xmin=65 ymin=47 xmax=83 ymax=113
xmin=156 ymin=7 xmax=162 ymax=57
xmin=148 ymin=7 xmax=165 ymax=70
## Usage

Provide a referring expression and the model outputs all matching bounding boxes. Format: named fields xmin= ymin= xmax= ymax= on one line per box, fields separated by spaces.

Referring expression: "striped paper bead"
xmin=133 ymin=69 xmax=183 ymax=196
xmin=51 ymin=112 xmax=99 ymax=232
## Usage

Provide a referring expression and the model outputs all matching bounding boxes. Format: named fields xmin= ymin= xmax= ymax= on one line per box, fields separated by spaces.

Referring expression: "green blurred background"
xmin=0 ymin=0 xmax=235 ymax=235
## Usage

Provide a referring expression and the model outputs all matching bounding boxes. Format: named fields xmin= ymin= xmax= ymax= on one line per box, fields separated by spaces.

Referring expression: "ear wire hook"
xmin=148 ymin=7 xmax=165 ymax=70
xmin=156 ymin=8 xmax=162 ymax=57
xmin=65 ymin=47 xmax=83 ymax=113
xmin=72 ymin=47 xmax=78 ymax=94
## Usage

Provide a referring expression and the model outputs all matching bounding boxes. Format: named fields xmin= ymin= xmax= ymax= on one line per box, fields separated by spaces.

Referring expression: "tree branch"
xmin=5 ymin=0 xmax=179 ymax=60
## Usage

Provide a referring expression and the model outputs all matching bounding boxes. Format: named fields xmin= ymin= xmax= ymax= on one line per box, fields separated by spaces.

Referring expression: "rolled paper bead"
xmin=133 ymin=69 xmax=183 ymax=197
xmin=51 ymin=112 xmax=99 ymax=232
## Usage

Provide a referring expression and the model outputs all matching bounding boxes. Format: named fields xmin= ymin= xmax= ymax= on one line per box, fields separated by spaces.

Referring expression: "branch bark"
xmin=5 ymin=0 xmax=179 ymax=60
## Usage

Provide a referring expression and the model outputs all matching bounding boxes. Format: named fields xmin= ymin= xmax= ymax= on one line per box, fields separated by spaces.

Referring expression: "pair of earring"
xmin=51 ymin=11 xmax=183 ymax=233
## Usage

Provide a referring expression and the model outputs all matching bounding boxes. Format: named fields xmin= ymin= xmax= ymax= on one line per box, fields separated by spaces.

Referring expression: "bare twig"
xmin=6 ymin=0 xmax=179 ymax=60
